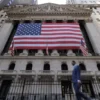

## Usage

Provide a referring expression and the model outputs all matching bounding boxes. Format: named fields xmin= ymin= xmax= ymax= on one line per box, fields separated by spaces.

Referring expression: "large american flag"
xmin=10 ymin=22 xmax=85 ymax=50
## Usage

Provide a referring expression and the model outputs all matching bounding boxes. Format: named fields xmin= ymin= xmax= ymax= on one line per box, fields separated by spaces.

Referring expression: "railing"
xmin=95 ymin=71 xmax=100 ymax=76
xmin=57 ymin=70 xmax=72 ymax=74
xmin=6 ymin=94 xmax=76 ymax=100
xmin=57 ymin=71 xmax=92 ymax=76
xmin=81 ymin=71 xmax=92 ymax=76
xmin=57 ymin=70 xmax=72 ymax=75
xmin=19 ymin=70 xmax=36 ymax=75
xmin=0 ymin=70 xmax=17 ymax=75
xmin=0 ymin=80 xmax=99 ymax=100
xmin=57 ymin=71 xmax=72 ymax=79
xmin=38 ymin=70 xmax=55 ymax=76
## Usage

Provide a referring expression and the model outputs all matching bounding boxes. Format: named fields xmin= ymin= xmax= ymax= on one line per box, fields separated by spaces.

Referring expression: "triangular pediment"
xmin=3 ymin=3 xmax=95 ymax=21
xmin=5 ymin=3 xmax=92 ymax=14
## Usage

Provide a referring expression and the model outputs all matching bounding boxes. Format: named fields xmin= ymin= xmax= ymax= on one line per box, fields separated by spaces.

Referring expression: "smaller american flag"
xmin=11 ymin=39 xmax=14 ymax=56
xmin=80 ymin=39 xmax=88 ymax=56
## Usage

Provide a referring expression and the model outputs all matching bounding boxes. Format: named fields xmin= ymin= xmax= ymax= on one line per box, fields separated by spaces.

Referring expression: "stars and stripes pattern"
xmin=10 ymin=22 xmax=86 ymax=51
xmin=80 ymin=39 xmax=88 ymax=56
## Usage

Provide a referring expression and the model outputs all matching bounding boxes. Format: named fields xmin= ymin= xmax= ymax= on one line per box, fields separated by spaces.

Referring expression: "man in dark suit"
xmin=72 ymin=61 xmax=91 ymax=100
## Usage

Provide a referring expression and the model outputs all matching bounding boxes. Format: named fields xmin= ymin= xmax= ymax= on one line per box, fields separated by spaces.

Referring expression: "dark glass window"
xmin=26 ymin=63 xmax=32 ymax=70
xmin=44 ymin=63 xmax=50 ymax=70
xmin=97 ymin=63 xmax=100 ymax=71
xmin=8 ymin=63 xmax=15 ymax=70
xmin=61 ymin=63 xmax=68 ymax=70
xmin=79 ymin=63 xmax=86 ymax=71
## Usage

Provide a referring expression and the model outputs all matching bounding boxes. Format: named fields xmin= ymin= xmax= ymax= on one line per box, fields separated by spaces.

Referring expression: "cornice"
xmin=3 ymin=3 xmax=100 ymax=11
xmin=7 ymin=15 xmax=92 ymax=22
xmin=0 ymin=56 xmax=100 ymax=60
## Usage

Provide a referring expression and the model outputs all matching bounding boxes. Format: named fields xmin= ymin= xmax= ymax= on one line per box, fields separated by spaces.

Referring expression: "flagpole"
xmin=11 ymin=39 xmax=15 ymax=56
xmin=46 ymin=43 xmax=49 ymax=56
xmin=78 ymin=49 xmax=80 ymax=56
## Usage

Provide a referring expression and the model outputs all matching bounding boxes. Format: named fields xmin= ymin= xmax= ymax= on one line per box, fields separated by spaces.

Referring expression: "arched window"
xmin=44 ymin=63 xmax=50 ymax=70
xmin=61 ymin=63 xmax=68 ymax=70
xmin=26 ymin=63 xmax=32 ymax=70
xmin=79 ymin=63 xmax=86 ymax=71
xmin=8 ymin=62 xmax=15 ymax=70
xmin=97 ymin=63 xmax=100 ymax=71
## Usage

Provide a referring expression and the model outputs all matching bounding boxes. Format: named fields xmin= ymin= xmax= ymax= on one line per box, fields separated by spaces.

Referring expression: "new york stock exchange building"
xmin=0 ymin=3 xmax=100 ymax=100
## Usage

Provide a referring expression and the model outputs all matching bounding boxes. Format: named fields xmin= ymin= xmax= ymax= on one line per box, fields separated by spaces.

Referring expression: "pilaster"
xmin=0 ymin=22 xmax=14 ymax=54
xmin=85 ymin=21 xmax=100 ymax=54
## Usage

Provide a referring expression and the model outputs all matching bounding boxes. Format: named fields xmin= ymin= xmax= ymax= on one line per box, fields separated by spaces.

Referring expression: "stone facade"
xmin=0 ymin=3 xmax=100 ymax=100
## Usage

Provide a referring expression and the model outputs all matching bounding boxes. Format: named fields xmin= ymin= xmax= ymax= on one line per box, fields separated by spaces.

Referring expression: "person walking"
xmin=72 ymin=61 xmax=91 ymax=100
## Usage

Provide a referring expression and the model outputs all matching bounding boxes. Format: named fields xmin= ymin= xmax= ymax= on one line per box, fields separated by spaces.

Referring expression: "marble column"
xmin=35 ymin=50 xmax=44 ymax=56
xmin=67 ymin=50 xmax=76 ymax=56
xmin=85 ymin=22 xmax=100 ymax=54
xmin=91 ymin=8 xmax=100 ymax=33
xmin=51 ymin=50 xmax=59 ymax=56
xmin=0 ymin=22 xmax=14 ymax=54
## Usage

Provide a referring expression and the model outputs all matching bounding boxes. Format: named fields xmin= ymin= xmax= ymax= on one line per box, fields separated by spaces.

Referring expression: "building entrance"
xmin=0 ymin=80 xmax=97 ymax=100
xmin=61 ymin=80 xmax=72 ymax=98
xmin=0 ymin=80 xmax=12 ymax=100
xmin=82 ymin=80 xmax=95 ymax=98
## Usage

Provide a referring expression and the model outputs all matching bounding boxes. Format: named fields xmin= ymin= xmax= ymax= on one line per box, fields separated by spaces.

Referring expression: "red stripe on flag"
xmin=12 ymin=41 xmax=82 ymax=44
xmin=9 ymin=46 xmax=80 ymax=50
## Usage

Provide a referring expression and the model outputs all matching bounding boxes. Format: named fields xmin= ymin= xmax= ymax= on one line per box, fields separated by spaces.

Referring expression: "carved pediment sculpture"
xmin=3 ymin=3 xmax=94 ymax=21
xmin=4 ymin=3 xmax=92 ymax=14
